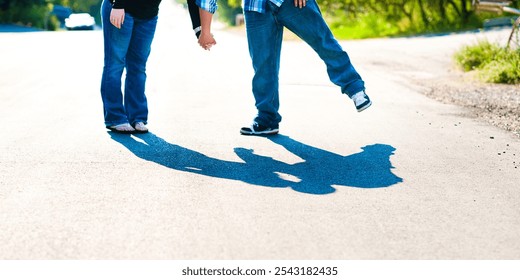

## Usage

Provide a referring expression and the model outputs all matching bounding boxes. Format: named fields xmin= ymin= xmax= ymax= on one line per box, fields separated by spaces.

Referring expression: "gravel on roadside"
xmin=417 ymin=71 xmax=520 ymax=138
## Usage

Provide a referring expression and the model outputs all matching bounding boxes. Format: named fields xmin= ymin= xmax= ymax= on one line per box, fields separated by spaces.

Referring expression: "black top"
xmin=187 ymin=0 xmax=201 ymax=38
xmin=110 ymin=0 xmax=162 ymax=20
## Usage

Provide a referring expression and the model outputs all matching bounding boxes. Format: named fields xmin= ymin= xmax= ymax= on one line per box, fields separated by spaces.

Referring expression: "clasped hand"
xmin=197 ymin=0 xmax=306 ymax=51
xmin=198 ymin=31 xmax=216 ymax=51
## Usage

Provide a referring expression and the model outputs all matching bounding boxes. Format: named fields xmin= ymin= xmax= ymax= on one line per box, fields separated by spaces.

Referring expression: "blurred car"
xmin=65 ymin=13 xmax=95 ymax=30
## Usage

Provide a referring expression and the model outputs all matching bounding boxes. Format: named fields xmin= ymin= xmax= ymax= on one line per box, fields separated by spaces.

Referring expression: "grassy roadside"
xmin=454 ymin=40 xmax=520 ymax=84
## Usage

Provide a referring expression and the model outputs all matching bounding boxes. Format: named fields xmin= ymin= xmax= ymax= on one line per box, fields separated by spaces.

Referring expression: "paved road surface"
xmin=0 ymin=1 xmax=519 ymax=259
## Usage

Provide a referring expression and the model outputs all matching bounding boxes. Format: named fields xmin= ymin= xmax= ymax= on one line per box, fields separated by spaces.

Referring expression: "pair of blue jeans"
xmin=100 ymin=0 xmax=158 ymax=127
xmin=244 ymin=0 xmax=365 ymax=128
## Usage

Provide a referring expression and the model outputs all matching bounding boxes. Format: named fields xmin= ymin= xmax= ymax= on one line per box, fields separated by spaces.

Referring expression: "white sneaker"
xmin=133 ymin=122 xmax=149 ymax=133
xmin=352 ymin=91 xmax=372 ymax=112
xmin=107 ymin=123 xmax=136 ymax=134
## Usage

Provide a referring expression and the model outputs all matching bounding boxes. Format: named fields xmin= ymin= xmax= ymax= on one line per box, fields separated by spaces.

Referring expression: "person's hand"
xmin=198 ymin=31 xmax=216 ymax=51
xmin=110 ymin=8 xmax=125 ymax=29
xmin=294 ymin=0 xmax=306 ymax=8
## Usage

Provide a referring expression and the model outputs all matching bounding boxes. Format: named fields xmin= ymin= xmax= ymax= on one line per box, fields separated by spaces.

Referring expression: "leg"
xmin=124 ymin=16 xmax=158 ymax=125
xmin=244 ymin=4 xmax=284 ymax=128
xmin=100 ymin=0 xmax=134 ymax=126
xmin=278 ymin=0 xmax=365 ymax=97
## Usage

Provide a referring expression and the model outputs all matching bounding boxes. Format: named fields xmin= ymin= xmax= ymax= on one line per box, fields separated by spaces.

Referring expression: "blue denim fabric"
xmin=245 ymin=0 xmax=365 ymax=128
xmin=100 ymin=0 xmax=158 ymax=127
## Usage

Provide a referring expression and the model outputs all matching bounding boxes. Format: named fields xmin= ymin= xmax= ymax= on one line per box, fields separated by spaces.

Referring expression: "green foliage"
xmin=454 ymin=40 xmax=502 ymax=71
xmin=479 ymin=51 xmax=520 ymax=84
xmin=0 ymin=1 xmax=51 ymax=29
xmin=216 ymin=0 xmax=242 ymax=26
xmin=47 ymin=12 xmax=60 ymax=29
xmin=320 ymin=0 xmax=484 ymax=38
xmin=329 ymin=13 xmax=402 ymax=39
xmin=0 ymin=0 xmax=46 ymax=10
xmin=53 ymin=0 xmax=101 ymax=23
xmin=0 ymin=0 xmax=101 ymax=29
xmin=454 ymin=40 xmax=520 ymax=84
xmin=227 ymin=0 xmax=241 ymax=8
xmin=215 ymin=0 xmax=514 ymax=38
xmin=53 ymin=0 xmax=101 ymax=14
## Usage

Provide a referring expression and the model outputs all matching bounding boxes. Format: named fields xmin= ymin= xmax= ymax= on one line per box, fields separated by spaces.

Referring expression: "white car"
xmin=65 ymin=13 xmax=95 ymax=30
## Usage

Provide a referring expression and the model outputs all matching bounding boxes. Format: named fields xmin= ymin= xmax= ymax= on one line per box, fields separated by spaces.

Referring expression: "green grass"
xmin=454 ymin=40 xmax=520 ymax=84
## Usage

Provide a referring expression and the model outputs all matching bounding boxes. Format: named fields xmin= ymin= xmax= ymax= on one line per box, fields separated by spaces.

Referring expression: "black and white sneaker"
xmin=240 ymin=123 xmax=279 ymax=136
xmin=352 ymin=91 xmax=372 ymax=112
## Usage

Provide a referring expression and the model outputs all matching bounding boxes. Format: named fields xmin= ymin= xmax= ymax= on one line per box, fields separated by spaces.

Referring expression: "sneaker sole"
xmin=356 ymin=100 xmax=372 ymax=112
xmin=107 ymin=127 xmax=136 ymax=134
xmin=240 ymin=128 xmax=279 ymax=136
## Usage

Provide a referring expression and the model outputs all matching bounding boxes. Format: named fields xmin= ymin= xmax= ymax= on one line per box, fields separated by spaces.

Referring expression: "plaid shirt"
xmin=196 ymin=0 xmax=284 ymax=14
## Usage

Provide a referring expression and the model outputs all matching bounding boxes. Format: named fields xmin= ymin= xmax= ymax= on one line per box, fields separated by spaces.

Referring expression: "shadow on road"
xmin=109 ymin=132 xmax=403 ymax=195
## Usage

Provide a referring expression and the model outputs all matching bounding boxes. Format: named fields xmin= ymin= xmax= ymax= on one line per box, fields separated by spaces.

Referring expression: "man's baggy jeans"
xmin=245 ymin=0 xmax=365 ymax=128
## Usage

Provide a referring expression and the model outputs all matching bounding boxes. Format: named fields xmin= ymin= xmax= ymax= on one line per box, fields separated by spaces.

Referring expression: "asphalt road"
xmin=0 ymin=1 xmax=519 ymax=259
